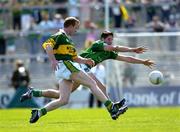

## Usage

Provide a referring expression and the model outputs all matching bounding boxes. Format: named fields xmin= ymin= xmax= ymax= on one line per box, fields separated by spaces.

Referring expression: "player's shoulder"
xmin=95 ymin=40 xmax=103 ymax=43
xmin=93 ymin=40 xmax=105 ymax=45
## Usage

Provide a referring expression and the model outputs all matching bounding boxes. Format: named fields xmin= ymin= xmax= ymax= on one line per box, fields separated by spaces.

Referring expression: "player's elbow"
xmin=113 ymin=46 xmax=119 ymax=51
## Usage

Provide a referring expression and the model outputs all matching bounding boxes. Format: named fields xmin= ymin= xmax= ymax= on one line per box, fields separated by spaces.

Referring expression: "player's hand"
xmin=143 ymin=59 xmax=155 ymax=69
xmin=51 ymin=60 xmax=59 ymax=71
xmin=133 ymin=46 xmax=147 ymax=54
xmin=85 ymin=59 xmax=95 ymax=67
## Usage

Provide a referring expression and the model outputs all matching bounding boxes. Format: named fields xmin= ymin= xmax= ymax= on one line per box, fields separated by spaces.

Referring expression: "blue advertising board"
xmin=122 ymin=86 xmax=180 ymax=107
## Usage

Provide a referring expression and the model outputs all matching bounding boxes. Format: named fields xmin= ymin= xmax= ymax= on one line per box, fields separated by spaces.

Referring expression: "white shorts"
xmin=79 ymin=64 xmax=91 ymax=73
xmin=55 ymin=60 xmax=82 ymax=81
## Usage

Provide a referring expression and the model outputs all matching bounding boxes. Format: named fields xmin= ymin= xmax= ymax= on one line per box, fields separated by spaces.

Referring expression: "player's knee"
xmin=57 ymin=98 xmax=69 ymax=105
xmin=88 ymin=79 xmax=97 ymax=88
xmin=54 ymin=92 xmax=60 ymax=99
xmin=61 ymin=100 xmax=69 ymax=105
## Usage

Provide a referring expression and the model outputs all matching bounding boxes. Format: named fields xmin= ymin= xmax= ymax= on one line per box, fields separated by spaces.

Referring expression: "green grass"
xmin=0 ymin=107 xmax=180 ymax=132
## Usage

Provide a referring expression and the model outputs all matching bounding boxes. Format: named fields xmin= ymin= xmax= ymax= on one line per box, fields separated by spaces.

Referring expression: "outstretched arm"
xmin=104 ymin=45 xmax=147 ymax=54
xmin=73 ymin=56 xmax=95 ymax=67
xmin=115 ymin=55 xmax=155 ymax=68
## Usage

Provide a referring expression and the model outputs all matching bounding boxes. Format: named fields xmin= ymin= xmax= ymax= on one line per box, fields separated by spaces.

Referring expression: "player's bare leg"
xmin=20 ymin=81 xmax=80 ymax=103
xmin=20 ymin=87 xmax=60 ymax=102
xmin=71 ymin=71 xmax=108 ymax=102
xmin=21 ymin=75 xmax=126 ymax=109
xmin=88 ymin=73 xmax=107 ymax=97
xmin=70 ymin=71 xmax=127 ymax=120
xmin=88 ymin=73 xmax=126 ymax=109
xmin=30 ymin=79 xmax=73 ymax=123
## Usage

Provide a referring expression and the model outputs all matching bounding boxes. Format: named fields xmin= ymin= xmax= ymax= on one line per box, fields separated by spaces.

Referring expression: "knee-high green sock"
xmin=32 ymin=90 xmax=42 ymax=97
xmin=104 ymin=100 xmax=113 ymax=112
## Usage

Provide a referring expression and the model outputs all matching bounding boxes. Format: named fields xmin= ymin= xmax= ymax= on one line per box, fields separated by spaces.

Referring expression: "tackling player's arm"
xmin=104 ymin=45 xmax=147 ymax=54
xmin=73 ymin=56 xmax=95 ymax=67
xmin=115 ymin=55 xmax=155 ymax=68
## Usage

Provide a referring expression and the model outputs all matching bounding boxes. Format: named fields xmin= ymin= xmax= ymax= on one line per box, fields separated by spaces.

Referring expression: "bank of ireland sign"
xmin=123 ymin=86 xmax=180 ymax=107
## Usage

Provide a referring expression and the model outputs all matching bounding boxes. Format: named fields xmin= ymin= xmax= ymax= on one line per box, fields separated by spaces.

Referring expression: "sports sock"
xmin=32 ymin=90 xmax=42 ymax=97
xmin=38 ymin=108 xmax=47 ymax=117
xmin=104 ymin=100 xmax=113 ymax=112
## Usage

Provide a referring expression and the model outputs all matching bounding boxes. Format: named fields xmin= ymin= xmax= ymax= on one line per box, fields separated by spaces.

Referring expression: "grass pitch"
xmin=0 ymin=107 xmax=180 ymax=132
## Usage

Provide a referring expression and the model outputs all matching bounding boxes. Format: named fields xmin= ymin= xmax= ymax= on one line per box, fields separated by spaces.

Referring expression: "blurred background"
xmin=0 ymin=0 xmax=180 ymax=109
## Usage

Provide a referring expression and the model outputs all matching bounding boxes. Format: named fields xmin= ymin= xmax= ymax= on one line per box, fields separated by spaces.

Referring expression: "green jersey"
xmin=80 ymin=40 xmax=118 ymax=66
xmin=42 ymin=30 xmax=77 ymax=61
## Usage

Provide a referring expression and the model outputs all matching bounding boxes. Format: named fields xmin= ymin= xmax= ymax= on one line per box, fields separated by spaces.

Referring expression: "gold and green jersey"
xmin=42 ymin=30 xmax=77 ymax=61
xmin=80 ymin=40 xmax=118 ymax=67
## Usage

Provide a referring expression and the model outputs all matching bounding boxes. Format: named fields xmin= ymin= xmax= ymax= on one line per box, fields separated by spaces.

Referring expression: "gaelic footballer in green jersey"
xmin=80 ymin=40 xmax=118 ymax=67
xmin=79 ymin=30 xmax=154 ymax=72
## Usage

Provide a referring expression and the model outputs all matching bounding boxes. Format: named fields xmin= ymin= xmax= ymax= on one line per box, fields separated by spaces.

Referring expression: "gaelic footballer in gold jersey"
xmin=42 ymin=31 xmax=77 ymax=60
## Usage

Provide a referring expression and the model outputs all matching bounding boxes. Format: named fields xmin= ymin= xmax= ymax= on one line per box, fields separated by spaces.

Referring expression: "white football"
xmin=149 ymin=70 xmax=164 ymax=85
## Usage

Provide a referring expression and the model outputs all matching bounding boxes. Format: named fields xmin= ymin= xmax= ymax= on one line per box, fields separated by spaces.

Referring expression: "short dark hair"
xmin=100 ymin=31 xmax=113 ymax=39
xmin=64 ymin=17 xmax=80 ymax=28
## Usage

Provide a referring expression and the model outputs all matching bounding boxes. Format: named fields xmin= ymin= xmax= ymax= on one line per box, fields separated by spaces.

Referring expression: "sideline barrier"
xmin=0 ymin=87 xmax=39 ymax=108
xmin=1 ymin=86 xmax=180 ymax=108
